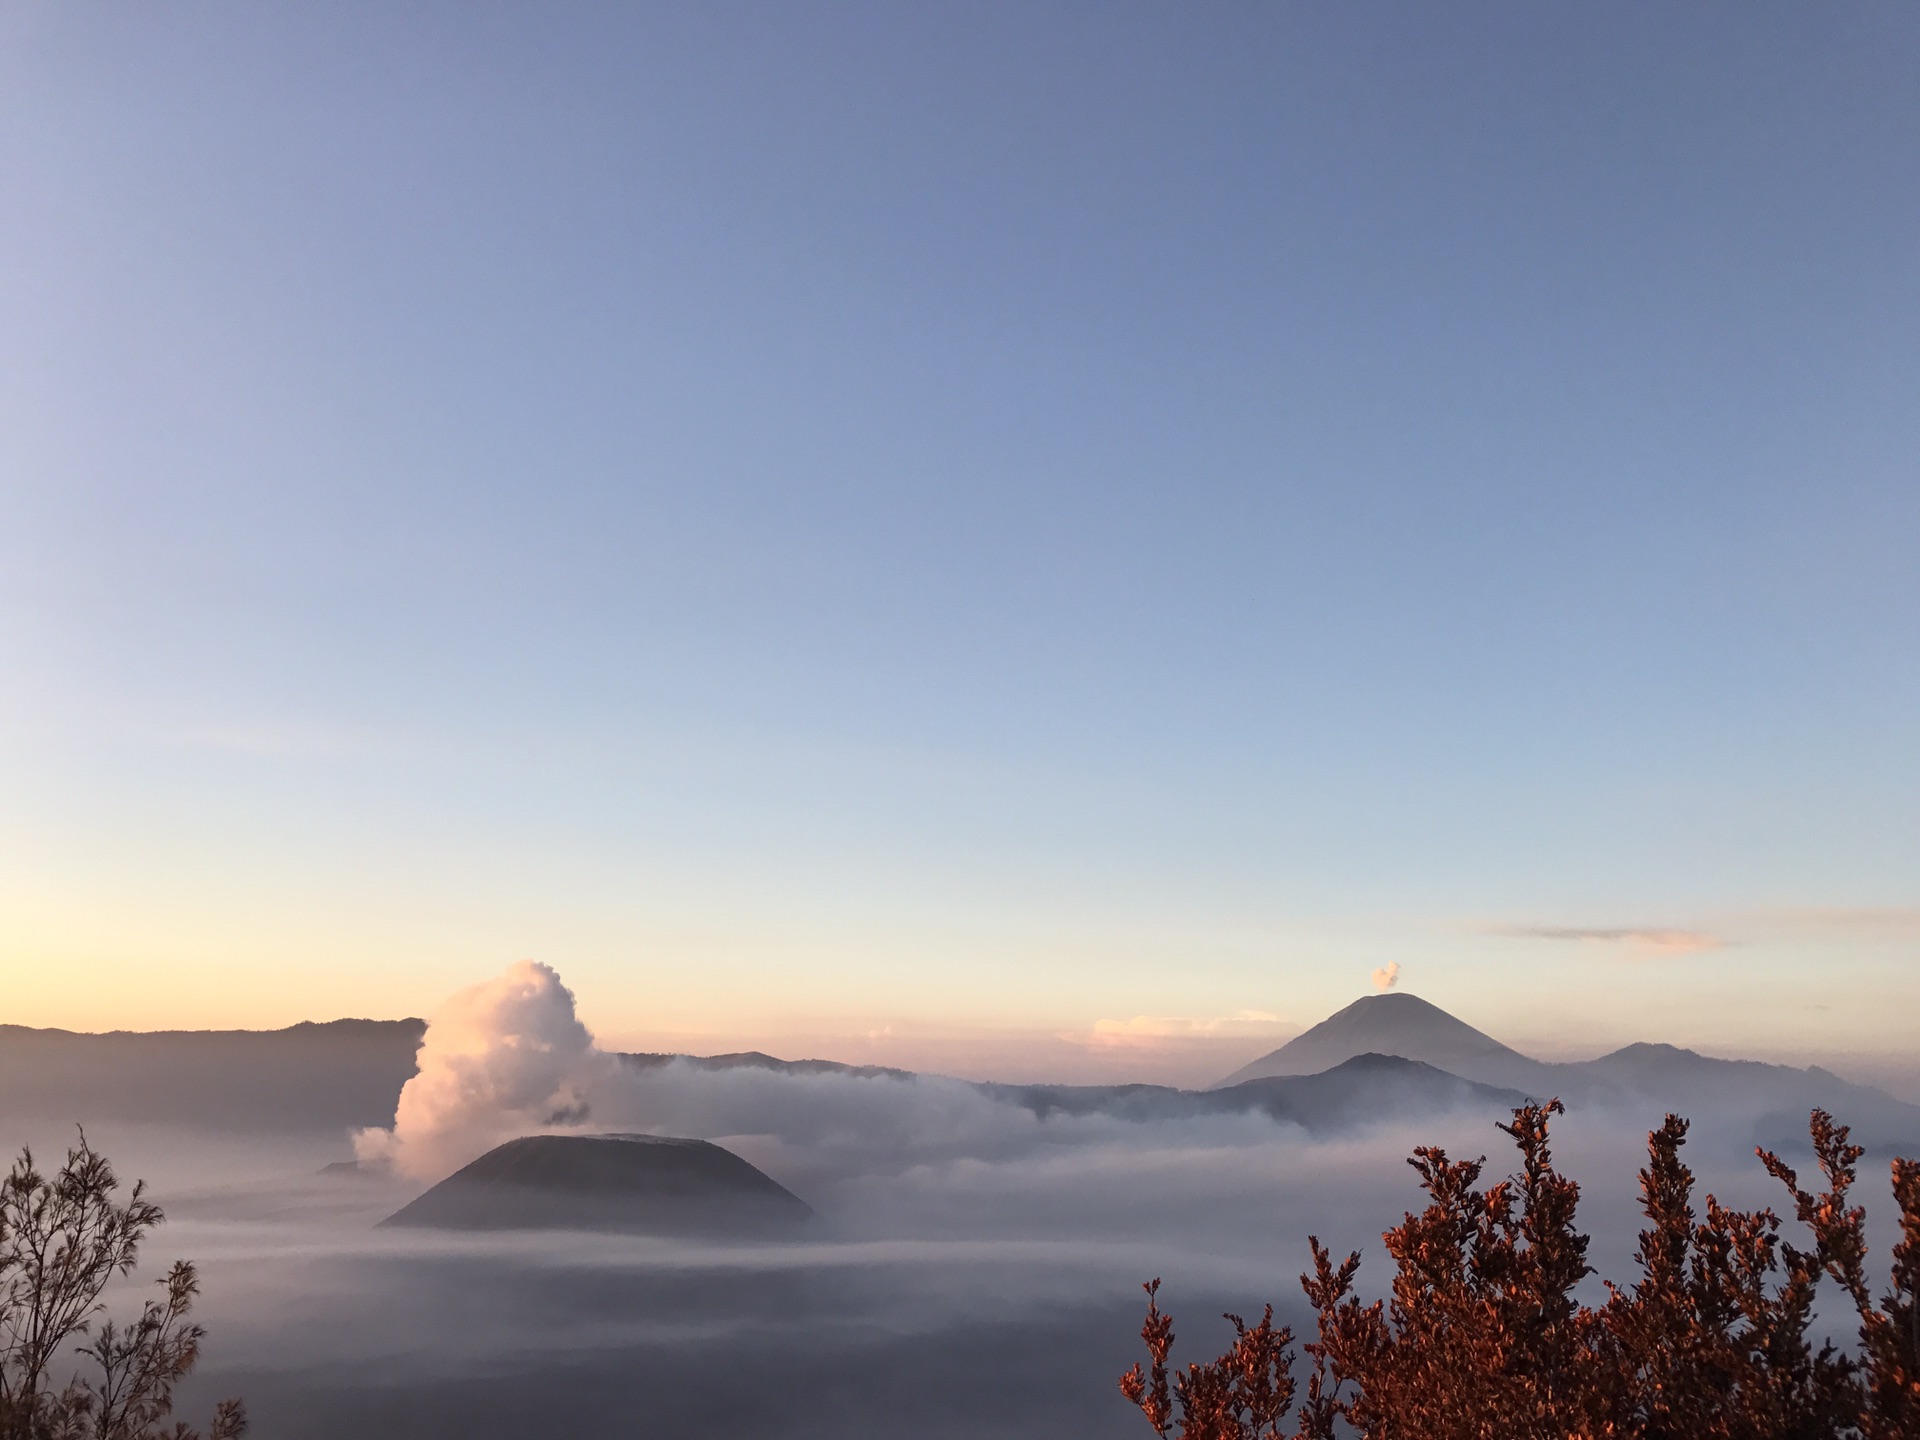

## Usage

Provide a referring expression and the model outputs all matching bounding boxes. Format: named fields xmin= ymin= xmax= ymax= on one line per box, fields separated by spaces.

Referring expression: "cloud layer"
xmin=1493 ymin=924 xmax=1724 ymax=958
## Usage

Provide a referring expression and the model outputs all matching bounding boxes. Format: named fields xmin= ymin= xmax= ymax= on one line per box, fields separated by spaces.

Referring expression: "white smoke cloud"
xmin=354 ymin=960 xmax=613 ymax=1180
xmin=349 ymin=958 xmax=1103 ymax=1186
xmin=1371 ymin=961 xmax=1400 ymax=992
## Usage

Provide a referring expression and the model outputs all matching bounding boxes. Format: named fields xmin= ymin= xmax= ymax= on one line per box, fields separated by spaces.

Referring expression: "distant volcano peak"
xmin=1213 ymin=992 xmax=1552 ymax=1092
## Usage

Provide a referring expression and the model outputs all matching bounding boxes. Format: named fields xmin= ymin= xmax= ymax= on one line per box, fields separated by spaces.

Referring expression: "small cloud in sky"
xmin=1494 ymin=924 xmax=1724 ymax=959
xmin=1064 ymin=1011 xmax=1289 ymax=1051
xmin=1371 ymin=962 xmax=1400 ymax=992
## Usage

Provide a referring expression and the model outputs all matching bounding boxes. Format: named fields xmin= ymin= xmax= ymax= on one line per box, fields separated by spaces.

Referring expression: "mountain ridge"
xmin=0 ymin=1018 xmax=427 ymax=1131
xmin=979 ymin=1053 xmax=1527 ymax=1132
xmin=5 ymin=1004 xmax=1913 ymax=1156
xmin=1214 ymin=993 xmax=1920 ymax=1154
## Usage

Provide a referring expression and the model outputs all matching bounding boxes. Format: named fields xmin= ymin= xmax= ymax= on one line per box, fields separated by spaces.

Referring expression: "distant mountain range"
xmin=2 ymin=998 xmax=1914 ymax=1156
xmin=1218 ymin=993 xmax=1920 ymax=1154
xmin=621 ymin=1049 xmax=916 ymax=1082
xmin=0 ymin=1019 xmax=426 ymax=1131
xmin=981 ymin=1053 xmax=1526 ymax=1134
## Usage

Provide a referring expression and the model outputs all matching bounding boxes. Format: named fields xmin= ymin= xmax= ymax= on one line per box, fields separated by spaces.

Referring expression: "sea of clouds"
xmin=6 ymin=961 xmax=1901 ymax=1439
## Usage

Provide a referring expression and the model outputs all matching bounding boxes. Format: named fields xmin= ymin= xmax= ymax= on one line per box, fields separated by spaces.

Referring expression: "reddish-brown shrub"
xmin=1123 ymin=1104 xmax=1920 ymax=1440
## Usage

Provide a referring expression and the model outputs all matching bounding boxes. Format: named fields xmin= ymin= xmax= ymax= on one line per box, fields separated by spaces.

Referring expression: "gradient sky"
xmin=2 ymin=3 xmax=1916 ymax=1087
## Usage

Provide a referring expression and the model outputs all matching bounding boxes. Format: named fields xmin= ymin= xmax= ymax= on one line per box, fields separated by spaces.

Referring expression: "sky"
xmin=1 ymin=2 xmax=1916 ymax=1086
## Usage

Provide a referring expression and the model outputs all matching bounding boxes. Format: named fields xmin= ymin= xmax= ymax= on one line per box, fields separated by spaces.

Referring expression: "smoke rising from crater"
xmin=354 ymin=961 xmax=611 ymax=1180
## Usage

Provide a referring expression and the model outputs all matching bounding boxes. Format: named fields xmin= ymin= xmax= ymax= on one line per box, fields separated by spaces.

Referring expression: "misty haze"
xmin=4 ymin=966 xmax=1915 ymax=1436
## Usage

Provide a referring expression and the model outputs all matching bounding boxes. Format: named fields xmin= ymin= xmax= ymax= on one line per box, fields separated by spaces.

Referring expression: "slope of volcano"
xmin=1215 ymin=993 xmax=1554 ymax=1092
xmin=380 ymin=1133 xmax=813 ymax=1236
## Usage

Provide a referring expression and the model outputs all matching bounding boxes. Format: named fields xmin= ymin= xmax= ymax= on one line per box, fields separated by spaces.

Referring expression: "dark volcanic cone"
xmin=1213 ymin=993 xmax=1556 ymax=1093
xmin=379 ymin=1134 xmax=813 ymax=1236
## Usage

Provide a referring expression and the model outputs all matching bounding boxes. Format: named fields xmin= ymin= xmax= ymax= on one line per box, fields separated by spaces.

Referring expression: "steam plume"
xmin=1371 ymin=962 xmax=1400 ymax=992
xmin=354 ymin=960 xmax=611 ymax=1180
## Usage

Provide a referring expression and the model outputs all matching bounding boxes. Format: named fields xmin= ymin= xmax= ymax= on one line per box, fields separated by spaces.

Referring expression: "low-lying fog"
xmin=13 ymin=1105 xmax=1897 ymax=1437
xmin=6 ymin=966 xmax=1909 ymax=1438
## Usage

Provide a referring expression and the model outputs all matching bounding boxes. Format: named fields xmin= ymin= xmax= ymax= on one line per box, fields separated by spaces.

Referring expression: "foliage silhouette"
xmin=1123 ymin=1104 xmax=1920 ymax=1439
xmin=0 ymin=1134 xmax=244 ymax=1440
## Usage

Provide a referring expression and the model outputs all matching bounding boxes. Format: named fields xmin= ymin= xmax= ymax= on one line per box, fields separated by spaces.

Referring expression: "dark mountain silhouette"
xmin=986 ymin=1054 xmax=1526 ymax=1133
xmin=1578 ymin=1042 xmax=1920 ymax=1154
xmin=7 ymin=1000 xmax=1912 ymax=1159
xmin=1215 ymin=994 xmax=1555 ymax=1093
xmin=618 ymin=1050 xmax=915 ymax=1082
xmin=623 ymin=1042 xmax=1525 ymax=1135
xmin=1214 ymin=994 xmax=1920 ymax=1156
xmin=380 ymin=1134 xmax=813 ymax=1235
xmin=0 ymin=1019 xmax=425 ymax=1131
xmin=1217 ymin=1054 xmax=1528 ymax=1132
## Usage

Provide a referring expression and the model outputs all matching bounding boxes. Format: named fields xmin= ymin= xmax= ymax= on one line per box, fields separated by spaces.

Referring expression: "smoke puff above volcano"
xmin=354 ymin=961 xmax=612 ymax=1180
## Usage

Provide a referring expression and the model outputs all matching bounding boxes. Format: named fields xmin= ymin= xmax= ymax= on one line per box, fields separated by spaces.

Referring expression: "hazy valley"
xmin=5 ymin=984 xmax=1913 ymax=1438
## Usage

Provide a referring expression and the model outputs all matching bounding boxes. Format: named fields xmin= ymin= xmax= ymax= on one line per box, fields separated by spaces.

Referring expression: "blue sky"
xmin=2 ymin=3 xmax=1915 ymax=1084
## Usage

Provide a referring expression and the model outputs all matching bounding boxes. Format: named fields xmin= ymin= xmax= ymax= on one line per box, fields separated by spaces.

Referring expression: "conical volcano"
xmin=1213 ymin=993 xmax=1555 ymax=1093
xmin=380 ymin=1133 xmax=813 ymax=1236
